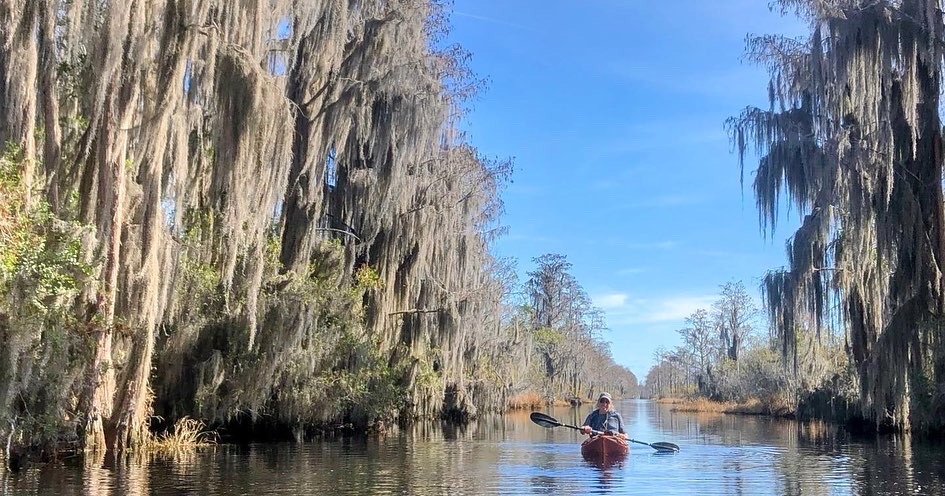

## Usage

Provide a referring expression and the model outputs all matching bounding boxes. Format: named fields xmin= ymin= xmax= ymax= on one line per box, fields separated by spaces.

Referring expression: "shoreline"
xmin=655 ymin=396 xmax=796 ymax=418
xmin=505 ymin=392 xmax=592 ymax=411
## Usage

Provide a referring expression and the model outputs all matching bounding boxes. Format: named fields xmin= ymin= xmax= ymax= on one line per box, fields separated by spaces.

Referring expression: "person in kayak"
xmin=579 ymin=392 xmax=627 ymax=438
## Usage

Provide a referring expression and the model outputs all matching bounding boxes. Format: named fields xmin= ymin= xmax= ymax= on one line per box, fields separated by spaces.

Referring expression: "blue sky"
xmin=449 ymin=1 xmax=809 ymax=379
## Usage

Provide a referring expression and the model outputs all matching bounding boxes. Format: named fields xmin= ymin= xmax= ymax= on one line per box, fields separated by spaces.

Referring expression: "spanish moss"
xmin=730 ymin=0 xmax=945 ymax=432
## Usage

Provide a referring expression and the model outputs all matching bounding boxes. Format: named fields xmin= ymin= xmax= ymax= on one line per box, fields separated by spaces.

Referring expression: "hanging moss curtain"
xmin=731 ymin=0 xmax=945 ymax=432
xmin=0 ymin=0 xmax=518 ymax=452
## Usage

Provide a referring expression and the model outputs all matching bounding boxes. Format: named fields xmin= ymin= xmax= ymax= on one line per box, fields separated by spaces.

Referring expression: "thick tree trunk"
xmin=0 ymin=1 xmax=39 ymax=206
xmin=81 ymin=59 xmax=136 ymax=449
xmin=905 ymin=54 xmax=945 ymax=431
xmin=111 ymin=330 xmax=154 ymax=452
xmin=38 ymin=0 xmax=62 ymax=210
xmin=81 ymin=103 xmax=123 ymax=452
xmin=280 ymin=30 xmax=324 ymax=271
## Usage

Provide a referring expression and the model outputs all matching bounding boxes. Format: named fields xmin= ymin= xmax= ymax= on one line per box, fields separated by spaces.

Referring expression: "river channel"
xmin=4 ymin=399 xmax=944 ymax=495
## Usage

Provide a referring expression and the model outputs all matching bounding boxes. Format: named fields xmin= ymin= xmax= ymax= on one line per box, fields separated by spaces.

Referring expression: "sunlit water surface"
xmin=4 ymin=399 xmax=945 ymax=495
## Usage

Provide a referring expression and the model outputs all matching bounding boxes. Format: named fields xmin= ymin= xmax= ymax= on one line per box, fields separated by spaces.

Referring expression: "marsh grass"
xmin=147 ymin=418 xmax=218 ymax=453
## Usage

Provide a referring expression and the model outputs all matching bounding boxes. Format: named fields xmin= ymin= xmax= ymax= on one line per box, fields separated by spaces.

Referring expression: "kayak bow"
xmin=580 ymin=434 xmax=630 ymax=460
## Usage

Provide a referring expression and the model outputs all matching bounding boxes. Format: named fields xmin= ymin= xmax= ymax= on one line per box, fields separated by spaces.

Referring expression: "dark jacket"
xmin=583 ymin=409 xmax=625 ymax=434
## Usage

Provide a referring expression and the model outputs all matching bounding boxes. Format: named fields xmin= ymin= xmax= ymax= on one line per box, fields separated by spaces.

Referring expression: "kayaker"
xmin=579 ymin=392 xmax=627 ymax=439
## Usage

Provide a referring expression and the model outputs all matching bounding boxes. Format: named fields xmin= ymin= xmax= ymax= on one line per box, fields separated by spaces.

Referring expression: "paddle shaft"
xmin=629 ymin=438 xmax=680 ymax=452
xmin=564 ymin=423 xmax=604 ymax=436
xmin=530 ymin=412 xmax=622 ymax=437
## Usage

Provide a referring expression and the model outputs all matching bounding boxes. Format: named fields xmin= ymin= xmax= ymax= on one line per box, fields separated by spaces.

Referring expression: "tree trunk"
xmin=81 ymin=56 xmax=137 ymax=448
xmin=0 ymin=1 xmax=39 ymax=206
xmin=81 ymin=100 xmax=124 ymax=452
xmin=111 ymin=330 xmax=154 ymax=452
xmin=38 ymin=0 xmax=62 ymax=209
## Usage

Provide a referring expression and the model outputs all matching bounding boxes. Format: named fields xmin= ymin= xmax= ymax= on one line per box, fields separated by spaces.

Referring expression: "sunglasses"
xmin=598 ymin=399 xmax=610 ymax=404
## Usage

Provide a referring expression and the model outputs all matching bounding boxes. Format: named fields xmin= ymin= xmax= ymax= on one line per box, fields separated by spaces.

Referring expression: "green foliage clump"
xmin=332 ymin=337 xmax=413 ymax=424
xmin=353 ymin=264 xmax=383 ymax=291
xmin=532 ymin=327 xmax=564 ymax=347
xmin=3 ymin=206 xmax=86 ymax=309
xmin=0 ymin=143 xmax=93 ymax=450
xmin=178 ymin=255 xmax=220 ymax=311
xmin=0 ymin=143 xmax=90 ymax=310
xmin=709 ymin=351 xmax=787 ymax=403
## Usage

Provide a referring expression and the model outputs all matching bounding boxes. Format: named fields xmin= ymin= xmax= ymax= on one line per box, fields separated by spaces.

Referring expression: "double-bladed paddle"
xmin=529 ymin=411 xmax=680 ymax=453
xmin=628 ymin=438 xmax=680 ymax=452
xmin=529 ymin=411 xmax=603 ymax=435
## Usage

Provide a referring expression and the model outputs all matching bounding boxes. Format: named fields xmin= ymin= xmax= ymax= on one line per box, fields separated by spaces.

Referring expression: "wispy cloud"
xmin=653 ymin=195 xmax=703 ymax=207
xmin=689 ymin=0 xmax=809 ymax=35
xmin=454 ymin=11 xmax=533 ymax=31
xmin=504 ymin=232 xmax=554 ymax=244
xmin=593 ymin=292 xmax=628 ymax=309
xmin=642 ymin=295 xmax=717 ymax=322
xmin=608 ymin=64 xmax=767 ymax=102
xmin=601 ymin=293 xmax=717 ymax=326
xmin=624 ymin=240 xmax=680 ymax=251
xmin=505 ymin=183 xmax=546 ymax=197
xmin=588 ymin=179 xmax=622 ymax=191
xmin=616 ymin=267 xmax=647 ymax=276
xmin=632 ymin=194 xmax=709 ymax=209
xmin=592 ymin=118 xmax=729 ymax=158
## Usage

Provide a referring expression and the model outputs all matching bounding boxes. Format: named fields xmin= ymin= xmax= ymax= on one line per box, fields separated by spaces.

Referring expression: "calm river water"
xmin=4 ymin=399 xmax=945 ymax=495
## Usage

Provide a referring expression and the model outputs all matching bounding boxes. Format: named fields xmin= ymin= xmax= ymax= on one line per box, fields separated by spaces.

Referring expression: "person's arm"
xmin=616 ymin=412 xmax=627 ymax=438
xmin=580 ymin=411 xmax=595 ymax=435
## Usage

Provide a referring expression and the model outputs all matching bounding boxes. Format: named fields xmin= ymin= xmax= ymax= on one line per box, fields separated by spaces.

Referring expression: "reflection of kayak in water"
xmin=581 ymin=435 xmax=629 ymax=460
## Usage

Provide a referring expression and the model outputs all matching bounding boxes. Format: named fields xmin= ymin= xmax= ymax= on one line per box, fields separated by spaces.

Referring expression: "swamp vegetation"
xmin=0 ymin=0 xmax=635 ymax=461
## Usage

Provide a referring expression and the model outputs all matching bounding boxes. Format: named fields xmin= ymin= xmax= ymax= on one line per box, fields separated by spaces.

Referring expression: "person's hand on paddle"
xmin=604 ymin=430 xmax=629 ymax=439
xmin=580 ymin=425 xmax=593 ymax=435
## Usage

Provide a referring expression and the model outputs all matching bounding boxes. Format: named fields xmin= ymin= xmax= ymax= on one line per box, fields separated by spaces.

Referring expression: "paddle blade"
xmin=630 ymin=438 xmax=680 ymax=452
xmin=650 ymin=442 xmax=680 ymax=452
xmin=529 ymin=412 xmax=562 ymax=428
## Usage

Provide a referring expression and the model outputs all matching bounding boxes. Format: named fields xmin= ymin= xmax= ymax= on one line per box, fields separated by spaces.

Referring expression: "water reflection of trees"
xmin=651 ymin=402 xmax=945 ymax=496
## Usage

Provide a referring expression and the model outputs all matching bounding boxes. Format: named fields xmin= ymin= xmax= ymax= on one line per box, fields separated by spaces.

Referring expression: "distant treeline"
xmin=642 ymin=280 xmax=850 ymax=420
xmin=506 ymin=254 xmax=639 ymax=408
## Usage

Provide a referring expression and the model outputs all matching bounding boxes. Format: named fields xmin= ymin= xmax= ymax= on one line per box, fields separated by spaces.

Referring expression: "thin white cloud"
xmin=453 ymin=11 xmax=533 ymax=31
xmin=608 ymin=64 xmax=768 ymax=101
xmin=505 ymin=183 xmax=546 ymax=197
xmin=592 ymin=118 xmax=728 ymax=158
xmin=627 ymin=194 xmax=709 ymax=209
xmin=648 ymin=195 xmax=704 ymax=207
xmin=624 ymin=240 xmax=679 ymax=251
xmin=588 ymin=179 xmax=621 ymax=191
xmin=594 ymin=292 xmax=628 ymax=309
xmin=616 ymin=267 xmax=646 ymax=276
xmin=644 ymin=295 xmax=717 ymax=322
xmin=691 ymin=0 xmax=809 ymax=35
xmin=601 ymin=293 xmax=717 ymax=326
xmin=504 ymin=232 xmax=554 ymax=244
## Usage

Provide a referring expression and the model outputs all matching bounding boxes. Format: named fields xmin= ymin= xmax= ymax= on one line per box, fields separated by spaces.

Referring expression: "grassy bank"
xmin=657 ymin=396 xmax=796 ymax=417
xmin=506 ymin=392 xmax=589 ymax=410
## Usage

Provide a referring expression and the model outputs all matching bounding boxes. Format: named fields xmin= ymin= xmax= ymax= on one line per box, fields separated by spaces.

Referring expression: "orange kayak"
xmin=581 ymin=435 xmax=629 ymax=459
